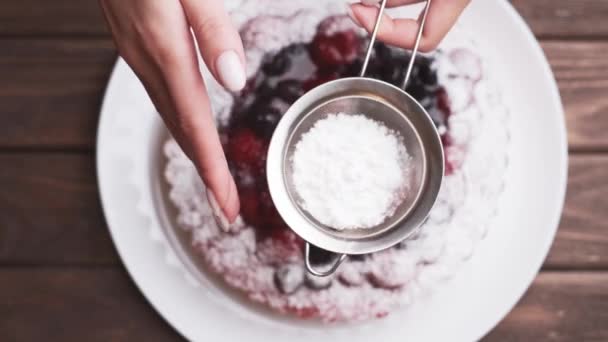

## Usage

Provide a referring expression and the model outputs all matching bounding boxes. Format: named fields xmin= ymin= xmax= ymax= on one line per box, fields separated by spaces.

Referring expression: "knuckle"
xmin=172 ymin=113 xmax=196 ymax=135
xmin=154 ymin=41 xmax=187 ymax=66
xmin=193 ymin=17 xmax=230 ymax=39
xmin=133 ymin=23 xmax=190 ymax=67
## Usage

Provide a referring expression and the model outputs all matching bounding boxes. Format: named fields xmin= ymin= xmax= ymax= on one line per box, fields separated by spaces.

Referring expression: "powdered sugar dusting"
xmin=291 ymin=113 xmax=411 ymax=230
xmin=163 ymin=0 xmax=509 ymax=323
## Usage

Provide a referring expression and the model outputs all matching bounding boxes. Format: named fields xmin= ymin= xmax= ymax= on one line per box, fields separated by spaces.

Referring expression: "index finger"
xmin=145 ymin=7 xmax=240 ymax=223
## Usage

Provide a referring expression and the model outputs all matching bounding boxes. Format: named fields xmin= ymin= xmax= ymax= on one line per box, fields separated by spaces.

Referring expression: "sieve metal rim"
xmin=282 ymin=90 xmax=428 ymax=241
xmin=267 ymin=77 xmax=444 ymax=257
xmin=267 ymin=0 xmax=438 ymax=276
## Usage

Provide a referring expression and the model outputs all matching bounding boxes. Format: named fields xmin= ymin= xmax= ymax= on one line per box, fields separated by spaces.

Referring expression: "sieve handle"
xmin=359 ymin=0 xmax=389 ymax=78
xmin=401 ymin=0 xmax=432 ymax=89
xmin=358 ymin=0 xmax=433 ymax=90
xmin=304 ymin=243 xmax=347 ymax=277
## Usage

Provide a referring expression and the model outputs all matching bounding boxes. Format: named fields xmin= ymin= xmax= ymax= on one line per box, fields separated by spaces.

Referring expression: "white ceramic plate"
xmin=97 ymin=0 xmax=567 ymax=340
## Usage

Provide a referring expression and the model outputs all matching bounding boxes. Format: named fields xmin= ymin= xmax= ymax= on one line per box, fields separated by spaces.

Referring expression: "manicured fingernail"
xmin=361 ymin=0 xmax=380 ymax=6
xmin=206 ymin=188 xmax=230 ymax=230
xmin=216 ymin=50 xmax=246 ymax=92
xmin=347 ymin=5 xmax=362 ymax=26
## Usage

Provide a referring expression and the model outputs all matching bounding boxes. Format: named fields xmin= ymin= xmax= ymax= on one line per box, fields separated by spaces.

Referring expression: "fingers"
xmin=180 ymin=0 xmax=246 ymax=92
xmin=349 ymin=0 xmax=470 ymax=52
xmin=364 ymin=0 xmax=424 ymax=7
xmin=160 ymin=41 xmax=241 ymax=224
xmin=99 ymin=0 xmax=240 ymax=223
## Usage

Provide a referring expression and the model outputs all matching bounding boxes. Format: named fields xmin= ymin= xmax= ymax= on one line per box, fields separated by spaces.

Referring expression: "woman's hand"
xmin=99 ymin=0 xmax=244 ymax=226
xmin=349 ymin=0 xmax=471 ymax=52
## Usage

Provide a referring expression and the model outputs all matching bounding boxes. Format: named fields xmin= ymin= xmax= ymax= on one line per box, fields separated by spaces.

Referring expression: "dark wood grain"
xmin=0 ymin=40 xmax=607 ymax=150
xmin=0 ymin=268 xmax=182 ymax=342
xmin=0 ymin=0 xmax=107 ymax=37
xmin=0 ymin=39 xmax=115 ymax=149
xmin=544 ymin=154 xmax=608 ymax=269
xmin=542 ymin=41 xmax=608 ymax=152
xmin=1 ymin=268 xmax=606 ymax=341
xmin=484 ymin=272 xmax=608 ymax=342
xmin=0 ymin=154 xmax=116 ymax=265
xmin=0 ymin=0 xmax=605 ymax=340
xmin=511 ymin=0 xmax=608 ymax=39
xmin=0 ymin=153 xmax=605 ymax=269
xmin=0 ymin=0 xmax=606 ymax=39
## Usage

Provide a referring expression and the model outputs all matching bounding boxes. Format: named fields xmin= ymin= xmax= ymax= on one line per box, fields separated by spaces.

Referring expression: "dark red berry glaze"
xmin=227 ymin=128 xmax=266 ymax=172
xmin=309 ymin=30 xmax=360 ymax=67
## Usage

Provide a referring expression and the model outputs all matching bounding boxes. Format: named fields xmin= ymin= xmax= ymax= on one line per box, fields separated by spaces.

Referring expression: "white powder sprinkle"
xmin=162 ymin=0 xmax=510 ymax=322
xmin=291 ymin=113 xmax=411 ymax=230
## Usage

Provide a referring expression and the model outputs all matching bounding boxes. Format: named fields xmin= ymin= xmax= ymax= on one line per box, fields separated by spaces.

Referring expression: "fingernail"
xmin=206 ymin=188 xmax=230 ymax=230
xmin=216 ymin=50 xmax=246 ymax=92
xmin=347 ymin=5 xmax=362 ymax=26
xmin=361 ymin=0 xmax=380 ymax=6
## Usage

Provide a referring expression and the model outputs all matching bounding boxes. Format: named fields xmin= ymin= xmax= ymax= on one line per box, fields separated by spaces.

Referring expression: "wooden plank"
xmin=0 ymin=39 xmax=116 ymax=149
xmin=0 ymin=268 xmax=182 ymax=342
xmin=0 ymin=153 xmax=606 ymax=268
xmin=544 ymin=154 xmax=608 ymax=269
xmin=511 ymin=0 xmax=608 ymax=39
xmin=0 ymin=40 xmax=606 ymax=150
xmin=484 ymin=272 xmax=608 ymax=341
xmin=0 ymin=0 xmax=607 ymax=39
xmin=542 ymin=41 xmax=608 ymax=151
xmin=0 ymin=0 xmax=108 ymax=36
xmin=0 ymin=154 xmax=117 ymax=265
xmin=0 ymin=269 xmax=605 ymax=341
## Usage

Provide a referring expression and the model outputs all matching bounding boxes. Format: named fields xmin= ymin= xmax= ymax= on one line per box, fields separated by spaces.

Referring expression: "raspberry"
xmin=259 ymin=189 xmax=286 ymax=231
xmin=239 ymin=187 xmax=265 ymax=228
xmin=309 ymin=30 xmax=360 ymax=68
xmin=316 ymin=15 xmax=358 ymax=37
xmin=227 ymin=128 xmax=266 ymax=170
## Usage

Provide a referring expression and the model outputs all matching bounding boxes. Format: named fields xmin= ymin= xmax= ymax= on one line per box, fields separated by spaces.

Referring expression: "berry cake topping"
xmin=274 ymin=263 xmax=305 ymax=294
xmin=164 ymin=4 xmax=509 ymax=323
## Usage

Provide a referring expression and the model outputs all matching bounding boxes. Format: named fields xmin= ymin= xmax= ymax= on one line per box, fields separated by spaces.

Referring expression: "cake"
xmin=164 ymin=0 xmax=509 ymax=323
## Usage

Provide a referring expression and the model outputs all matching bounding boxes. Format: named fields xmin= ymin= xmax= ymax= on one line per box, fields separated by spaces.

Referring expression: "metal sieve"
xmin=267 ymin=0 xmax=443 ymax=276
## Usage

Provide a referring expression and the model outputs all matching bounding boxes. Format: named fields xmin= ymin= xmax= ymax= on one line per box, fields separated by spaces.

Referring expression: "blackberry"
xmin=262 ymin=49 xmax=292 ymax=76
xmin=307 ymin=244 xmax=335 ymax=265
xmin=248 ymin=105 xmax=282 ymax=138
xmin=276 ymin=79 xmax=304 ymax=103
xmin=274 ymin=264 xmax=304 ymax=294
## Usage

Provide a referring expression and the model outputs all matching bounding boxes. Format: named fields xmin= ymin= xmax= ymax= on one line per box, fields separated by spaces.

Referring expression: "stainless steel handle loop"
xmin=358 ymin=0 xmax=433 ymax=90
xmin=304 ymin=243 xmax=347 ymax=277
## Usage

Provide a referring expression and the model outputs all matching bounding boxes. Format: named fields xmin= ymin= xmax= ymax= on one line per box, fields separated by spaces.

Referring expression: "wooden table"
xmin=0 ymin=1 xmax=606 ymax=340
